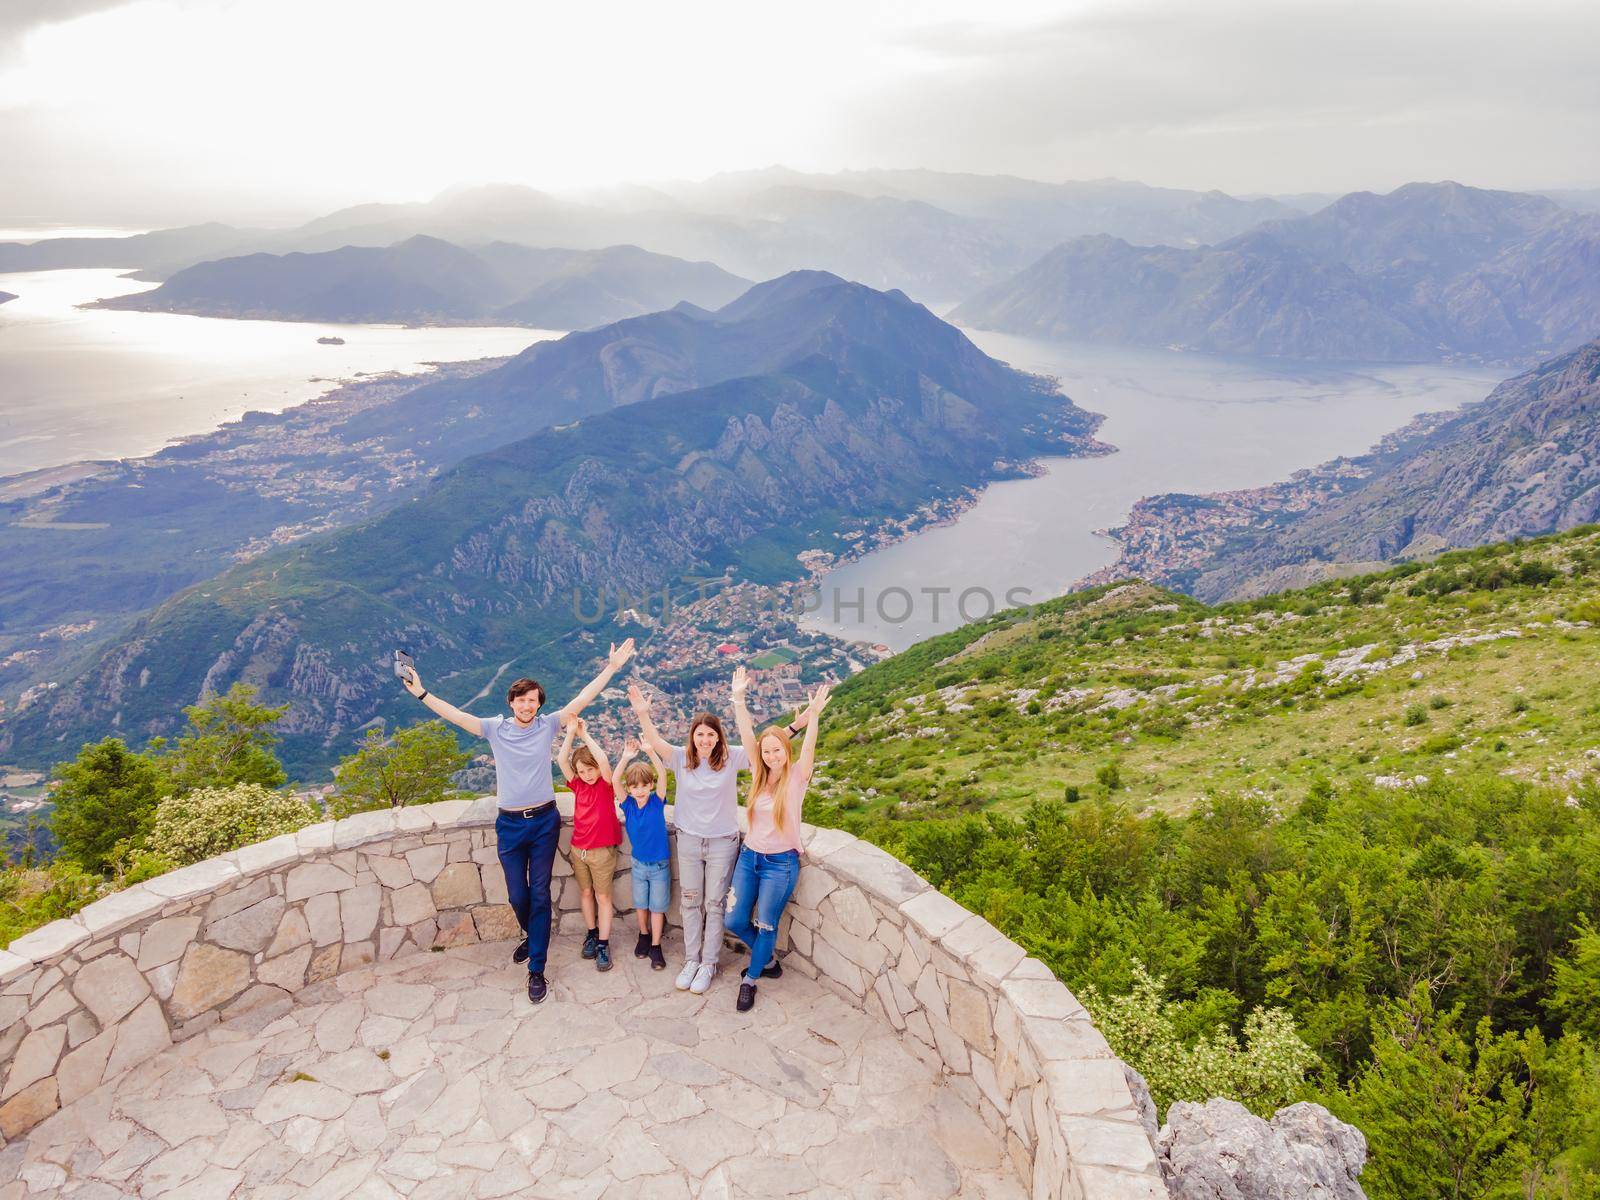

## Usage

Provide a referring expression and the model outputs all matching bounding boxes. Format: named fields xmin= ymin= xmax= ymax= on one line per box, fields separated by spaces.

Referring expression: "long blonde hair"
xmin=747 ymin=726 xmax=794 ymax=834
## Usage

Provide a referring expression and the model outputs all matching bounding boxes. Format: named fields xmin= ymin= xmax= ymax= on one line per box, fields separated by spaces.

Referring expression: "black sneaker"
xmin=634 ymin=931 xmax=651 ymax=959
xmin=527 ymin=972 xmax=548 ymax=1004
xmin=581 ymin=930 xmax=599 ymax=960
xmin=736 ymin=982 xmax=757 ymax=1012
xmin=512 ymin=940 xmax=529 ymax=965
xmin=596 ymin=942 xmax=612 ymax=972
xmin=648 ymin=944 xmax=666 ymax=970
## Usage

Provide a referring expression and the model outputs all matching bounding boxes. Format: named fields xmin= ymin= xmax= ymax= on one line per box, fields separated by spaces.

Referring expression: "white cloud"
xmin=0 ymin=0 xmax=1596 ymax=224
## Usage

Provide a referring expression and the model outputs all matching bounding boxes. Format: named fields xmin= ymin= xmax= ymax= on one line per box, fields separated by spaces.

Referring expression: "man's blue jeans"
xmin=724 ymin=847 xmax=801 ymax=980
xmin=496 ymin=804 xmax=560 ymax=973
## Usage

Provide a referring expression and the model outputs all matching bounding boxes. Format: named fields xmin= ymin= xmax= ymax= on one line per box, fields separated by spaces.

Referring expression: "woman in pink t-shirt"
xmin=725 ymin=671 xmax=831 ymax=1012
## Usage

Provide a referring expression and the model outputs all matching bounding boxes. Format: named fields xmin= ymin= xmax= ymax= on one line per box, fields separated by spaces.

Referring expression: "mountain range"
xmin=0 ymin=171 xmax=1313 ymax=309
xmin=0 ymin=272 xmax=1100 ymax=770
xmin=955 ymin=182 xmax=1600 ymax=364
xmin=95 ymin=237 xmax=752 ymax=330
xmin=1090 ymin=336 xmax=1600 ymax=600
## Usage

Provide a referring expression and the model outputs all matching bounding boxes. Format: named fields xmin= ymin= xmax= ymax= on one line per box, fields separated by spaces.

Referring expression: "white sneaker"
xmin=675 ymin=960 xmax=700 ymax=991
xmin=690 ymin=962 xmax=717 ymax=994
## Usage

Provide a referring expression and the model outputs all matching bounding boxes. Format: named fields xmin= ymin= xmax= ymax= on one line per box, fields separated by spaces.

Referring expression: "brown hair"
xmin=684 ymin=712 xmax=729 ymax=771
xmin=506 ymin=678 xmax=545 ymax=706
xmin=623 ymin=760 xmax=656 ymax=791
xmin=747 ymin=726 xmax=795 ymax=834
xmin=571 ymin=744 xmax=599 ymax=773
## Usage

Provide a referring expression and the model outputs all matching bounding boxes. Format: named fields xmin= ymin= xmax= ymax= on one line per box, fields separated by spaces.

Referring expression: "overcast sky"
xmin=3 ymin=0 xmax=1597 ymax=227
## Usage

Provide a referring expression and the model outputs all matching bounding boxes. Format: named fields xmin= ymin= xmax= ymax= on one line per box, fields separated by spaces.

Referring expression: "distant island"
xmin=0 ymin=291 xmax=15 ymax=306
xmin=316 ymin=335 xmax=345 ymax=345
xmin=92 ymin=236 xmax=754 ymax=331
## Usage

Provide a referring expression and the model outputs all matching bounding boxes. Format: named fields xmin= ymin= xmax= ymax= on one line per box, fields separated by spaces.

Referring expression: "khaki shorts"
xmin=570 ymin=845 xmax=618 ymax=896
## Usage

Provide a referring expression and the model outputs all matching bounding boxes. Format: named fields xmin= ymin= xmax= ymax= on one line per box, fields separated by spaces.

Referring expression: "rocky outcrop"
xmin=1158 ymin=1099 xmax=1367 ymax=1200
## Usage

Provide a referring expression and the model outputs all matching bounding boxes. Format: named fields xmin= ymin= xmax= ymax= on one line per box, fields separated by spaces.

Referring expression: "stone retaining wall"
xmin=1 ymin=797 xmax=1164 ymax=1199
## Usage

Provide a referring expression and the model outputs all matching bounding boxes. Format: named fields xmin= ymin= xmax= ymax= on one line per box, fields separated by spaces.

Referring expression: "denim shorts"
xmin=632 ymin=858 xmax=671 ymax=913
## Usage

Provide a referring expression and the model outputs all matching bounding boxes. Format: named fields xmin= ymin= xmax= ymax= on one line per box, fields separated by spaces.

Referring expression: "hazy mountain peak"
xmin=712 ymin=269 xmax=852 ymax=320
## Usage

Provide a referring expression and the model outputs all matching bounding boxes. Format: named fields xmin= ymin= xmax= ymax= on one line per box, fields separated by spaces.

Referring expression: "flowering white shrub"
xmin=1083 ymin=962 xmax=1316 ymax=1117
xmin=145 ymin=783 xmax=318 ymax=867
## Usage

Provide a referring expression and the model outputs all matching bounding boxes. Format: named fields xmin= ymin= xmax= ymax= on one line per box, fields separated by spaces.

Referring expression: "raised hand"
xmin=572 ymin=716 xmax=588 ymax=737
xmin=401 ymin=666 xmax=425 ymax=698
xmin=608 ymin=638 xmax=637 ymax=671
xmin=803 ymin=683 xmax=833 ymax=724
xmin=627 ymin=683 xmax=651 ymax=714
xmin=623 ymin=736 xmax=640 ymax=759
xmin=731 ymin=666 xmax=748 ymax=699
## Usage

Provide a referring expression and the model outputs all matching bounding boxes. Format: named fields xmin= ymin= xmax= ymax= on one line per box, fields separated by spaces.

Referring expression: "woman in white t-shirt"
xmin=725 ymin=673 xmax=830 ymax=1012
xmin=629 ymin=682 xmax=750 ymax=995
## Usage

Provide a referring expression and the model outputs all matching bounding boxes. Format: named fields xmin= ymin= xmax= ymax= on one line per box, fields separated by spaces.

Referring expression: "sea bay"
xmin=805 ymin=332 xmax=1504 ymax=650
xmin=0 ymin=268 xmax=554 ymax=477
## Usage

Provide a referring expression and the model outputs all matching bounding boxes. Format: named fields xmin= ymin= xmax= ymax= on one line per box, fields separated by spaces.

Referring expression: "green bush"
xmin=49 ymin=738 xmax=165 ymax=875
xmin=328 ymin=721 xmax=469 ymax=818
xmin=145 ymin=783 xmax=318 ymax=867
xmin=0 ymin=863 xmax=103 ymax=947
xmin=1083 ymin=963 xmax=1316 ymax=1118
xmin=1403 ymin=703 xmax=1429 ymax=726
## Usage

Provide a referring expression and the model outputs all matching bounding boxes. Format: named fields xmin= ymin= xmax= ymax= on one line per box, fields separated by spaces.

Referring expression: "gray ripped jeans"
xmin=675 ymin=831 xmax=741 ymax=967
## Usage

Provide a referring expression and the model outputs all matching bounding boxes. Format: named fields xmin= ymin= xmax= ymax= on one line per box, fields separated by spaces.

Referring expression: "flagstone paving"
xmin=0 ymin=934 xmax=1026 ymax=1199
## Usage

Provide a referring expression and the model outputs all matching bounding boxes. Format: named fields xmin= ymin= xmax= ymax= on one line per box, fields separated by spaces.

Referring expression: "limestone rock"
xmin=472 ymin=905 xmax=521 ymax=943
xmin=170 ymin=943 xmax=250 ymax=1021
xmin=3 ymin=1023 xmax=66 ymax=1099
xmin=135 ymin=915 xmax=200 ymax=971
xmin=1160 ymin=1098 xmax=1367 ymax=1200
xmin=340 ymin=883 xmax=382 ymax=943
xmin=204 ymin=895 xmax=285 ymax=954
xmin=390 ymin=881 xmax=437 ymax=926
xmin=0 ymin=1077 xmax=57 ymax=1139
xmin=285 ymin=861 xmax=356 ymax=901
xmin=431 ymin=862 xmax=484 ymax=908
xmin=105 ymin=996 xmax=171 ymax=1076
xmin=257 ymin=944 xmax=314 ymax=992
xmin=72 ymin=952 xmax=151 ymax=1027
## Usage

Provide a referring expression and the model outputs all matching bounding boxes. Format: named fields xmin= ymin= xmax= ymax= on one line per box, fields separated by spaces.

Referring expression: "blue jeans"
xmin=496 ymin=805 xmax=560 ymax=973
xmin=723 ymin=847 xmax=800 ymax=980
xmin=632 ymin=859 xmax=671 ymax=913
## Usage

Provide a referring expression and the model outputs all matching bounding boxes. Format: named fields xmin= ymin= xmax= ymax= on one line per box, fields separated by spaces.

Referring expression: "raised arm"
xmin=613 ymin=736 xmax=640 ymax=801
xmin=558 ymin=639 xmax=636 ymax=727
xmin=556 ymin=719 xmax=577 ymax=779
xmin=578 ymin=720 xmax=612 ymax=782
xmin=399 ymin=664 xmax=483 ymax=738
xmin=645 ymin=745 xmax=666 ymax=796
xmin=730 ymin=667 xmax=756 ymax=756
xmin=627 ymin=683 xmax=675 ymax=760
xmin=795 ymin=683 xmax=831 ymax=779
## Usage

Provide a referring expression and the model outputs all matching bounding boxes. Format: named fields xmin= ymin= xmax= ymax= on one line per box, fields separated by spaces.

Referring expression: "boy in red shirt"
xmin=557 ymin=718 xmax=624 ymax=971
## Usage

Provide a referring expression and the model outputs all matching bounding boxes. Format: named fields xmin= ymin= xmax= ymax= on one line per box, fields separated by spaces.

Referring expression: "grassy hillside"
xmin=809 ymin=527 xmax=1600 ymax=824
xmin=807 ymin=530 xmax=1600 ymax=1198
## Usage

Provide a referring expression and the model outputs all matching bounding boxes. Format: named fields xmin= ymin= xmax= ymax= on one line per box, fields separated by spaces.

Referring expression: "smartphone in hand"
xmin=393 ymin=649 xmax=416 ymax=683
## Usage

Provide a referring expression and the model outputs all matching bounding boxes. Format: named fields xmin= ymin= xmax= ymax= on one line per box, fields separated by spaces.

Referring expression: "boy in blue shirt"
xmin=614 ymin=736 xmax=671 ymax=970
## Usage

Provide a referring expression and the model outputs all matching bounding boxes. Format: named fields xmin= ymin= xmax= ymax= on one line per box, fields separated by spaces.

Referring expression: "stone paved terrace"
xmin=0 ymin=798 xmax=1168 ymax=1199
xmin=3 ymin=933 xmax=1028 ymax=1199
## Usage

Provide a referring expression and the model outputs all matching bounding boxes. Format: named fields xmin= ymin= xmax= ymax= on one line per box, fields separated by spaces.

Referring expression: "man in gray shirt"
xmin=399 ymin=639 xmax=634 ymax=1004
